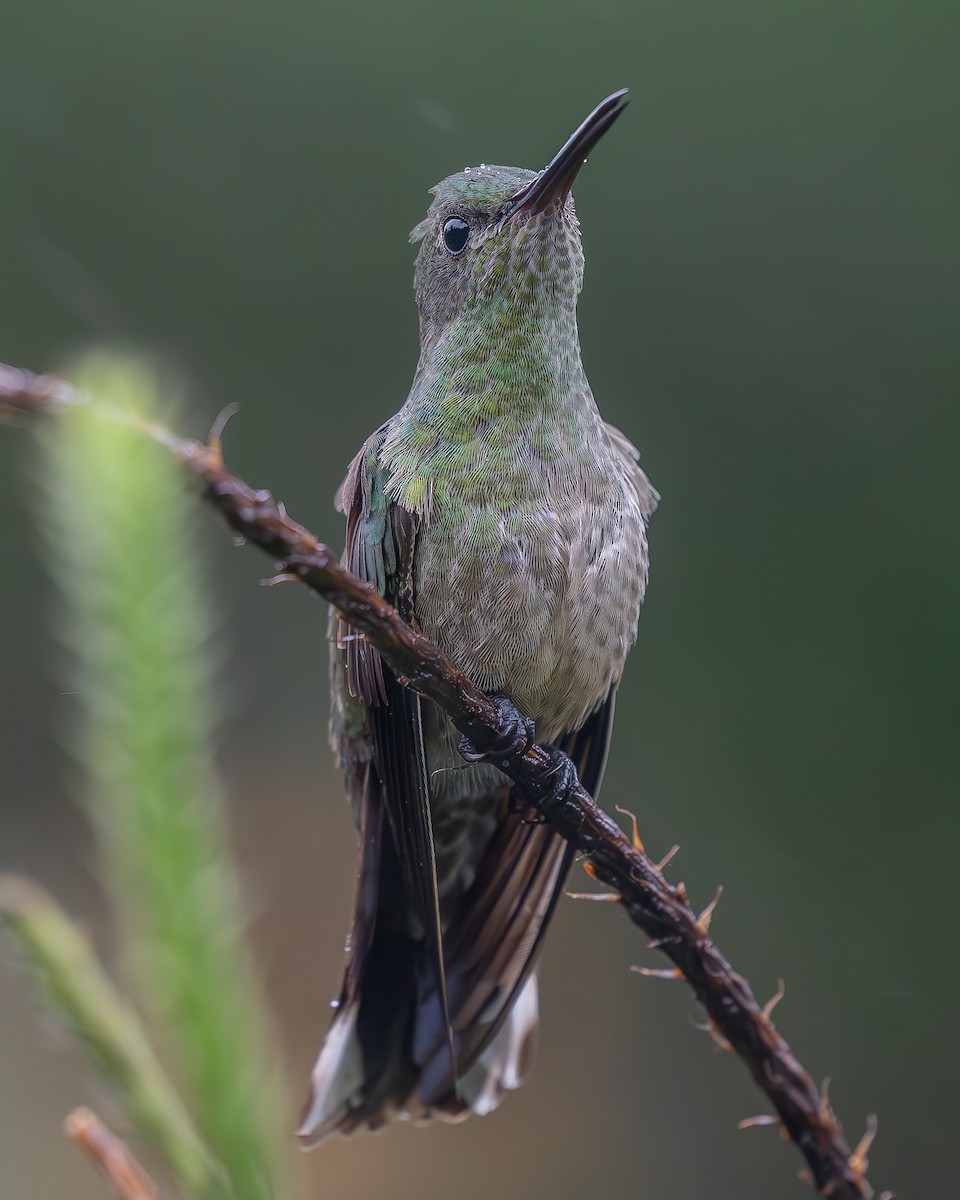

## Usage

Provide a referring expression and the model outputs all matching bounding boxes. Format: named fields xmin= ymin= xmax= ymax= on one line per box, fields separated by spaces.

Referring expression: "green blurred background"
xmin=1 ymin=1 xmax=956 ymax=1196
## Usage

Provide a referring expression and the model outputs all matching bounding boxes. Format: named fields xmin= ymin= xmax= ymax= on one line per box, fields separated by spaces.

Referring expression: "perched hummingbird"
xmin=299 ymin=89 xmax=658 ymax=1143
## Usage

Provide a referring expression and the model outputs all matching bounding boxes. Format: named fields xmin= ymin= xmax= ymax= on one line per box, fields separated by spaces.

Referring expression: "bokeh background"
xmin=1 ymin=2 xmax=957 ymax=1196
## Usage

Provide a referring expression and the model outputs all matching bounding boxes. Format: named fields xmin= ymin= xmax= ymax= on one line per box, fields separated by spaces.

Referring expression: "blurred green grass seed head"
xmin=32 ymin=352 xmax=294 ymax=1200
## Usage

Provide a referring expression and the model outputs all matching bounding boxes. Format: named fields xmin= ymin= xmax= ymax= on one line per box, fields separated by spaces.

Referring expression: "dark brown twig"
xmin=1 ymin=363 xmax=875 ymax=1199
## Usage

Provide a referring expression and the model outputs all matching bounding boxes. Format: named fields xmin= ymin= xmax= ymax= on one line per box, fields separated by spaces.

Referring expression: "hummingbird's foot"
xmin=457 ymin=696 xmax=582 ymax=821
xmin=457 ymin=693 xmax=536 ymax=765
xmin=509 ymin=746 xmax=579 ymax=822
xmin=539 ymin=748 xmax=581 ymax=809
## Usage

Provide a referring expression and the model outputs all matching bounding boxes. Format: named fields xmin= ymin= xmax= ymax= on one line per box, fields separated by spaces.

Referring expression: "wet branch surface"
xmin=1 ymin=362 xmax=877 ymax=1200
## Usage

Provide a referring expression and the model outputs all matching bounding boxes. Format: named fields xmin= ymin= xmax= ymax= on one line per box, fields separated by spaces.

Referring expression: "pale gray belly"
xmin=414 ymin=479 xmax=648 ymax=745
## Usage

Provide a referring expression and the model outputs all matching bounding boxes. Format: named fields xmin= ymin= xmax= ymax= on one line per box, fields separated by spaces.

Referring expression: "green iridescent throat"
xmin=384 ymin=215 xmax=591 ymax=514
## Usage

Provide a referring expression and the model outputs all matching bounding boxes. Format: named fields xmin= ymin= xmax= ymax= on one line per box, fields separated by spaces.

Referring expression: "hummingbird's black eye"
xmin=442 ymin=216 xmax=470 ymax=255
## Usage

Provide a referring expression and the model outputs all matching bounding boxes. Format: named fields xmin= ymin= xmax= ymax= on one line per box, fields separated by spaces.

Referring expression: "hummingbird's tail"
xmin=298 ymin=694 xmax=616 ymax=1144
xmin=297 ymin=968 xmax=541 ymax=1143
xmin=296 ymin=762 xmax=558 ymax=1144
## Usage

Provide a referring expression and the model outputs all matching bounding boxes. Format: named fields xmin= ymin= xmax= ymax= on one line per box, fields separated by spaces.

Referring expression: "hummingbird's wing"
xmin=303 ymin=425 xmax=456 ymax=1139
xmin=336 ymin=434 xmax=450 ymax=992
xmin=604 ymin=420 xmax=660 ymax=521
xmin=412 ymin=691 xmax=616 ymax=1115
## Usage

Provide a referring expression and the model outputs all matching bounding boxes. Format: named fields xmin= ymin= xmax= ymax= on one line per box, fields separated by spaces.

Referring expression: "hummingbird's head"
xmin=410 ymin=90 xmax=628 ymax=343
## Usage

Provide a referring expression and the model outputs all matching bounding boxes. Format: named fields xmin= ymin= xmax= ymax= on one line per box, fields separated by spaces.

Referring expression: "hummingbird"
xmin=299 ymin=89 xmax=658 ymax=1143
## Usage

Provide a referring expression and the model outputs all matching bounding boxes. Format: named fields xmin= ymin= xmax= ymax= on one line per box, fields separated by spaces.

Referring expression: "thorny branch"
xmin=1 ymin=362 xmax=878 ymax=1200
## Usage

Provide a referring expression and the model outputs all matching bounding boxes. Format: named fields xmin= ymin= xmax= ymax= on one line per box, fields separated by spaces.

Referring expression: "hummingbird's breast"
xmin=393 ymin=395 xmax=651 ymax=743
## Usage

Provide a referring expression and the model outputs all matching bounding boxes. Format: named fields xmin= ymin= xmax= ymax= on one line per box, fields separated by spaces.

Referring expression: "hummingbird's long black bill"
xmin=502 ymin=88 xmax=629 ymax=223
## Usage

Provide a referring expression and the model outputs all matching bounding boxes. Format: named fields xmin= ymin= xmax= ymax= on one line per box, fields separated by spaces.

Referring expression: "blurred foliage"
xmin=0 ymin=877 xmax=224 ymax=1198
xmin=17 ymin=356 xmax=294 ymax=1199
xmin=0 ymin=2 xmax=957 ymax=1198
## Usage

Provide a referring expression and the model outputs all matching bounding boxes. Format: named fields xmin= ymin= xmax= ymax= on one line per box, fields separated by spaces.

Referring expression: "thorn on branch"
xmin=206 ymin=402 xmax=240 ymax=467
xmin=329 ymin=613 xmax=369 ymax=646
xmin=849 ymin=1116 xmax=878 ymax=1179
xmin=566 ymin=891 xmax=621 ymax=902
xmin=646 ymin=934 xmax=682 ymax=951
xmin=762 ymin=979 xmax=787 ymax=1023
xmin=697 ymin=884 xmax=724 ymax=933
xmin=655 ymin=844 xmax=680 ymax=872
xmin=692 ymin=1013 xmax=734 ymax=1053
xmin=614 ymin=804 xmax=644 ymax=852
xmin=260 ymin=573 xmax=302 ymax=588
xmin=738 ymin=1113 xmax=780 ymax=1130
xmin=631 ymin=964 xmax=684 ymax=981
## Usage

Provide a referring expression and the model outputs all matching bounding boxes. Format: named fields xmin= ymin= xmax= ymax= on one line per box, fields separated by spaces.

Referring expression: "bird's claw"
xmin=512 ymin=745 xmax=580 ymax=817
xmin=541 ymin=748 xmax=580 ymax=805
xmin=458 ymin=694 xmax=536 ymax=765
xmin=457 ymin=698 xmax=581 ymax=824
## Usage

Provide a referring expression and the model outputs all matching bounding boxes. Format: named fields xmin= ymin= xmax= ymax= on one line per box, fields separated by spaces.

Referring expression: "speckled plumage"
xmin=300 ymin=97 xmax=657 ymax=1145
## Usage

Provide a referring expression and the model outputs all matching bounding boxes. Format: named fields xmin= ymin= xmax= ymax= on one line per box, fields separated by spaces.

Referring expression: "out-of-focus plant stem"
xmin=66 ymin=1106 xmax=165 ymax=1200
xmin=0 ymin=877 xmax=221 ymax=1199
xmin=37 ymin=353 xmax=292 ymax=1200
